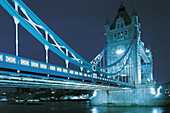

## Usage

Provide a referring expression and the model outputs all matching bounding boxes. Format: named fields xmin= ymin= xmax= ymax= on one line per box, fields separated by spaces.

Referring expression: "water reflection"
xmin=0 ymin=102 xmax=169 ymax=113
xmin=152 ymin=107 xmax=164 ymax=113
xmin=90 ymin=106 xmax=166 ymax=113
xmin=91 ymin=107 xmax=98 ymax=113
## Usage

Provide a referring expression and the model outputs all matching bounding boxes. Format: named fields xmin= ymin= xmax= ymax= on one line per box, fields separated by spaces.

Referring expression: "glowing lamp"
xmin=116 ymin=49 xmax=125 ymax=54
xmin=116 ymin=45 xmax=125 ymax=54
xmin=119 ymin=74 xmax=128 ymax=76
xmin=145 ymin=49 xmax=150 ymax=53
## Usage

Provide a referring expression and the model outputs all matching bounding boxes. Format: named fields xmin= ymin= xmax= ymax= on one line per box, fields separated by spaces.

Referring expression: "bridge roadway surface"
xmin=0 ymin=74 xmax=134 ymax=90
xmin=0 ymin=52 xmax=134 ymax=90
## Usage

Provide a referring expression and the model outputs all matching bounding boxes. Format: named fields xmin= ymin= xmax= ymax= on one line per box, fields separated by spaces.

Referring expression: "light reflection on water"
xmin=91 ymin=107 xmax=98 ymax=113
xmin=152 ymin=108 xmax=164 ymax=113
xmin=0 ymin=102 xmax=169 ymax=113
xmin=90 ymin=107 xmax=166 ymax=113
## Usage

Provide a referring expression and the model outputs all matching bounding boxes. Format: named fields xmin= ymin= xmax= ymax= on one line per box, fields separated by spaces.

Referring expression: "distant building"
xmin=104 ymin=3 xmax=153 ymax=84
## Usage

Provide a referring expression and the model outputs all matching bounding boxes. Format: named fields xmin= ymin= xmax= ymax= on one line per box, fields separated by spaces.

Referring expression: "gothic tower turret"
xmin=104 ymin=2 xmax=153 ymax=85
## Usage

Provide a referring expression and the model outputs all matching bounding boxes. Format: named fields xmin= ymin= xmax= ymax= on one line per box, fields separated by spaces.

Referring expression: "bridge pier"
xmin=90 ymin=84 xmax=170 ymax=106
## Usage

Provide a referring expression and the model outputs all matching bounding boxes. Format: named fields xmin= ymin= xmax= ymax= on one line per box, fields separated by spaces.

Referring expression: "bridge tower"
xmin=104 ymin=3 xmax=153 ymax=84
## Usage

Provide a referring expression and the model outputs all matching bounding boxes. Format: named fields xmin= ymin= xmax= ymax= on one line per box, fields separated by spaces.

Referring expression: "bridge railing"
xmin=0 ymin=52 xmax=135 ymax=88
xmin=0 ymin=52 xmax=92 ymax=76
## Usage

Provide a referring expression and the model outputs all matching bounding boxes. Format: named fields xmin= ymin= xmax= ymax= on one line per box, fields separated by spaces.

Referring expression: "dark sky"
xmin=0 ymin=0 xmax=169 ymax=84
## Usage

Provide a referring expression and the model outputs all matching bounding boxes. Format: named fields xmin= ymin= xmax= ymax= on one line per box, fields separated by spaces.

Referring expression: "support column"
xmin=13 ymin=17 xmax=20 ymax=56
xmin=13 ymin=0 xmax=19 ymax=56
xmin=134 ymin=39 xmax=141 ymax=84
xmin=45 ymin=31 xmax=49 ymax=63
xmin=65 ymin=49 xmax=69 ymax=68
xmin=90 ymin=84 xmax=170 ymax=106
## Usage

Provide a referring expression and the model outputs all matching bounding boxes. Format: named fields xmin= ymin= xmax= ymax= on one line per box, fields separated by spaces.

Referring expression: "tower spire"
xmin=120 ymin=0 xmax=124 ymax=7
xmin=133 ymin=0 xmax=135 ymax=9
xmin=132 ymin=0 xmax=137 ymax=16
xmin=105 ymin=17 xmax=110 ymax=25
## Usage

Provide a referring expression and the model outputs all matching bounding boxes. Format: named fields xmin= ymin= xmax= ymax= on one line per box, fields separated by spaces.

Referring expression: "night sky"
xmin=0 ymin=0 xmax=169 ymax=84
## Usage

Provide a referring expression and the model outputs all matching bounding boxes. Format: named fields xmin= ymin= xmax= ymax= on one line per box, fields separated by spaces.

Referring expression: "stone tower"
xmin=104 ymin=3 xmax=153 ymax=84
xmin=91 ymin=3 xmax=170 ymax=107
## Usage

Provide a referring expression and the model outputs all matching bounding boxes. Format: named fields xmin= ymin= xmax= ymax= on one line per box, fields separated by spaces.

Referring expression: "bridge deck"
xmin=0 ymin=74 xmax=133 ymax=90
xmin=0 ymin=52 xmax=135 ymax=89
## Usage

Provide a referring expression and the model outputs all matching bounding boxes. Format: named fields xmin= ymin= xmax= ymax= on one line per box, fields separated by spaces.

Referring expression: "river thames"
xmin=0 ymin=101 xmax=170 ymax=113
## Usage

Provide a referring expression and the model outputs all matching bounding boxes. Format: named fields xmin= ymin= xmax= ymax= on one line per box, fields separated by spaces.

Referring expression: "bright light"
xmin=150 ymin=87 xmax=156 ymax=95
xmin=146 ymin=49 xmax=150 ymax=53
xmin=91 ymin=90 xmax=97 ymax=99
xmin=147 ymin=78 xmax=150 ymax=82
xmin=93 ymin=90 xmax=97 ymax=97
xmin=91 ymin=107 xmax=98 ymax=113
xmin=116 ymin=45 xmax=125 ymax=54
xmin=122 ymin=87 xmax=130 ymax=89
xmin=155 ymin=86 xmax=162 ymax=97
xmin=71 ymin=96 xmax=79 ymax=100
xmin=152 ymin=108 xmax=164 ymax=113
xmin=119 ymin=74 xmax=128 ymax=76
xmin=116 ymin=49 xmax=125 ymax=54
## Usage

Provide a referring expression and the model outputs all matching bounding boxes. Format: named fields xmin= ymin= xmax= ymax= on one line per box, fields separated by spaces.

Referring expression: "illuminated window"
xmin=112 ymin=49 xmax=115 ymax=54
xmin=121 ymin=32 xmax=123 ymax=36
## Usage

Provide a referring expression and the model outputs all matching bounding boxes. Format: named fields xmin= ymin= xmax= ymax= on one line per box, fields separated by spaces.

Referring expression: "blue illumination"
xmin=91 ymin=107 xmax=98 ymax=113
xmin=116 ymin=49 xmax=125 ymax=54
xmin=93 ymin=90 xmax=97 ymax=97
xmin=150 ymin=87 xmax=156 ymax=95
xmin=0 ymin=0 xmax=136 ymax=88
xmin=90 ymin=90 xmax=97 ymax=99
xmin=155 ymin=86 xmax=162 ymax=97
xmin=152 ymin=107 xmax=164 ymax=113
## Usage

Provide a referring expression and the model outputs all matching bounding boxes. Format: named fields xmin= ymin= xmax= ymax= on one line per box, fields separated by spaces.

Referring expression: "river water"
xmin=0 ymin=101 xmax=170 ymax=113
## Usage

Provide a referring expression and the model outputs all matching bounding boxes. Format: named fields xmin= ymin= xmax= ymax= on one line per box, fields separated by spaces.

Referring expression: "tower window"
xmin=118 ymin=32 xmax=120 ymax=37
xmin=112 ymin=49 xmax=115 ymax=54
xmin=114 ymin=33 xmax=116 ymax=37
xmin=121 ymin=32 xmax=123 ymax=36
xmin=124 ymin=30 xmax=127 ymax=35
xmin=117 ymin=24 xmax=120 ymax=29
xmin=121 ymin=23 xmax=123 ymax=28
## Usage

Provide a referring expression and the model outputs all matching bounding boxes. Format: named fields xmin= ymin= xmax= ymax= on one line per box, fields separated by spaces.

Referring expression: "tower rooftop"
xmin=110 ymin=4 xmax=131 ymax=29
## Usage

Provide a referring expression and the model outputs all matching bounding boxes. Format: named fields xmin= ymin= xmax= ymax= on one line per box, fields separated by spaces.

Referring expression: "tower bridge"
xmin=0 ymin=0 xmax=169 ymax=106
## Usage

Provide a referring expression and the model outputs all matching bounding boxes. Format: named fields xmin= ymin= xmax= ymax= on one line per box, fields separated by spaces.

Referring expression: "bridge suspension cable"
xmin=0 ymin=0 xmax=134 ymax=77
xmin=95 ymin=38 xmax=134 ymax=76
xmin=97 ymin=38 xmax=134 ymax=69
xmin=0 ymin=0 xmax=93 ymax=70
